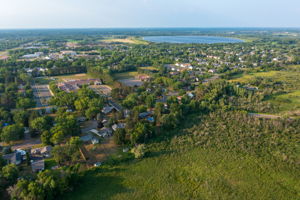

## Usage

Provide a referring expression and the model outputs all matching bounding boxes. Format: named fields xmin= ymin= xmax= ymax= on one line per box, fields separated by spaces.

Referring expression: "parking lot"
xmin=89 ymin=85 xmax=112 ymax=96
xmin=32 ymin=83 xmax=53 ymax=107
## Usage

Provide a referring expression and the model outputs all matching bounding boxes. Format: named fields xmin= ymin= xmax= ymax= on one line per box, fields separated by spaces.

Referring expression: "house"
xmin=139 ymin=111 xmax=153 ymax=119
xmin=31 ymin=159 xmax=45 ymax=173
xmin=80 ymin=134 xmax=93 ymax=142
xmin=2 ymin=152 xmax=22 ymax=165
xmin=40 ymin=146 xmax=52 ymax=158
xmin=112 ymin=123 xmax=126 ymax=131
xmin=108 ymin=100 xmax=123 ymax=112
xmin=123 ymin=109 xmax=131 ymax=118
xmin=31 ymin=146 xmax=52 ymax=158
xmin=94 ymin=80 xmax=102 ymax=85
xmin=22 ymin=52 xmax=44 ymax=59
xmin=60 ymin=51 xmax=77 ymax=56
xmin=89 ymin=129 xmax=100 ymax=136
xmin=187 ymin=92 xmax=195 ymax=98
xmin=102 ymin=106 xmax=115 ymax=114
xmin=77 ymin=116 xmax=86 ymax=122
xmin=91 ymin=138 xmax=99 ymax=144
xmin=80 ymin=134 xmax=99 ymax=144
xmin=137 ymin=75 xmax=150 ymax=82
xmin=99 ymin=127 xmax=113 ymax=137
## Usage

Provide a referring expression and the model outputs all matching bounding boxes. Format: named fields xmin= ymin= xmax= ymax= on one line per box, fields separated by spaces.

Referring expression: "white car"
xmin=94 ymin=162 xmax=102 ymax=167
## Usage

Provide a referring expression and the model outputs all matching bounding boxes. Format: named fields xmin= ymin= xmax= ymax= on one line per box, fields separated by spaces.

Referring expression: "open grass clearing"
xmin=139 ymin=66 xmax=158 ymax=70
xmin=51 ymin=73 xmax=92 ymax=82
xmin=269 ymin=90 xmax=300 ymax=113
xmin=63 ymin=147 xmax=299 ymax=200
xmin=101 ymin=37 xmax=148 ymax=45
xmin=113 ymin=71 xmax=139 ymax=80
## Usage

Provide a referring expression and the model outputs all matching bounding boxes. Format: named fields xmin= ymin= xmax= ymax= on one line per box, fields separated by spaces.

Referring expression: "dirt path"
xmin=248 ymin=113 xmax=281 ymax=119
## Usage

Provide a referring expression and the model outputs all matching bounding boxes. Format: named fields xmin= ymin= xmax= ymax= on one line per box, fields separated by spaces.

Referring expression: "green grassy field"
xmin=34 ymin=77 xmax=52 ymax=84
xmin=269 ymin=90 xmax=300 ymax=113
xmin=139 ymin=66 xmax=158 ymax=70
xmin=101 ymin=37 xmax=148 ymax=45
xmin=113 ymin=71 xmax=139 ymax=80
xmin=51 ymin=73 xmax=92 ymax=82
xmin=64 ymin=145 xmax=299 ymax=200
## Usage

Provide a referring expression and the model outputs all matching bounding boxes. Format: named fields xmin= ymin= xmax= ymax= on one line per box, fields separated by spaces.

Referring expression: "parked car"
xmin=94 ymin=162 xmax=102 ymax=167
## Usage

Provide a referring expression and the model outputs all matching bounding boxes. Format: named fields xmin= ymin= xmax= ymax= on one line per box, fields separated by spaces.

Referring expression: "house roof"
xmin=112 ymin=123 xmax=126 ymax=131
xmin=41 ymin=146 xmax=52 ymax=154
xmin=102 ymin=106 xmax=114 ymax=114
xmin=80 ymin=134 xmax=93 ymax=142
xmin=2 ymin=152 xmax=22 ymax=165
xmin=139 ymin=111 xmax=152 ymax=119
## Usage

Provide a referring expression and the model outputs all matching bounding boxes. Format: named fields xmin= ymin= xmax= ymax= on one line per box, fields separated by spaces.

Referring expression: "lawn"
xmin=34 ymin=77 xmax=52 ymax=84
xmin=52 ymin=73 xmax=92 ymax=82
xmin=113 ymin=72 xmax=139 ymax=80
xmin=63 ymin=147 xmax=299 ymax=200
xmin=139 ymin=66 xmax=158 ymax=70
xmin=269 ymin=90 xmax=300 ymax=113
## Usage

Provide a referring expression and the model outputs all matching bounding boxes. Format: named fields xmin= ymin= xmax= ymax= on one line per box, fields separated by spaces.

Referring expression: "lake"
xmin=143 ymin=36 xmax=243 ymax=44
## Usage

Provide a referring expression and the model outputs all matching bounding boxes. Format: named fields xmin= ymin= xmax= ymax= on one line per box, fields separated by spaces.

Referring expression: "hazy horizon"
xmin=0 ymin=0 xmax=299 ymax=29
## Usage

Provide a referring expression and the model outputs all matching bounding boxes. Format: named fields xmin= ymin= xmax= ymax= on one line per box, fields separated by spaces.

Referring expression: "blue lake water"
xmin=143 ymin=36 xmax=243 ymax=44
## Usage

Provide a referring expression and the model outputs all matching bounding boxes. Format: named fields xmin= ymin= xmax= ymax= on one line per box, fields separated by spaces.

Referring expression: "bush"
xmin=131 ymin=144 xmax=146 ymax=159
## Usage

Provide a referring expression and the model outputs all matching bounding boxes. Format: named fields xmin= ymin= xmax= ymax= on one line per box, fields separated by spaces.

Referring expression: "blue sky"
xmin=0 ymin=0 xmax=299 ymax=28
